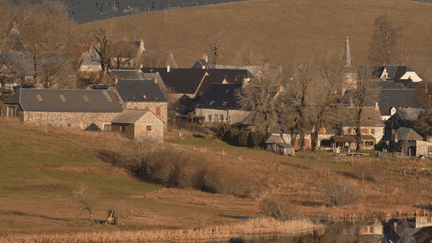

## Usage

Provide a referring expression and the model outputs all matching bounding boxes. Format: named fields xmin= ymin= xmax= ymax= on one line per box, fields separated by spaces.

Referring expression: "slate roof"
xmin=4 ymin=89 xmax=123 ymax=112
xmin=190 ymin=58 xmax=216 ymax=69
xmin=195 ymin=83 xmax=242 ymax=110
xmin=111 ymin=110 xmax=149 ymax=124
xmin=110 ymin=69 xmax=166 ymax=89
xmin=116 ymin=79 xmax=168 ymax=103
xmin=214 ymin=65 xmax=263 ymax=75
xmin=141 ymin=68 xmax=207 ymax=94
xmin=110 ymin=69 xmax=145 ymax=80
xmin=378 ymin=89 xmax=417 ymax=116
xmin=385 ymin=108 xmax=424 ymax=131
xmin=396 ymin=127 xmax=423 ymax=141
xmin=80 ymin=46 xmax=101 ymax=68
xmin=265 ymin=135 xmax=285 ymax=144
xmin=196 ymin=69 xmax=251 ymax=96
xmin=0 ymin=50 xmax=75 ymax=77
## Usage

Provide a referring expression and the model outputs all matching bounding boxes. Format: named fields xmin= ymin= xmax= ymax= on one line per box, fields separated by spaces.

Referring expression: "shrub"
xmin=322 ymin=179 xmax=361 ymax=207
xmin=238 ymin=130 xmax=249 ymax=147
xmin=249 ymin=131 xmax=262 ymax=148
xmin=98 ymin=137 xmax=260 ymax=199
xmin=216 ymin=123 xmax=231 ymax=139
xmin=352 ymin=164 xmax=381 ymax=183
xmin=228 ymin=127 xmax=240 ymax=146
xmin=261 ymin=197 xmax=300 ymax=221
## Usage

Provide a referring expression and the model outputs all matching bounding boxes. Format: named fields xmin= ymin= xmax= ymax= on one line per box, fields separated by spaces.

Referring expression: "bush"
xmin=261 ymin=197 xmax=300 ymax=221
xmin=238 ymin=130 xmax=249 ymax=147
xmin=249 ymin=131 xmax=262 ymax=148
xmin=352 ymin=164 xmax=381 ymax=183
xmin=228 ymin=127 xmax=240 ymax=146
xmin=97 ymin=137 xmax=260 ymax=199
xmin=216 ymin=123 xmax=231 ymax=139
xmin=322 ymin=179 xmax=361 ymax=207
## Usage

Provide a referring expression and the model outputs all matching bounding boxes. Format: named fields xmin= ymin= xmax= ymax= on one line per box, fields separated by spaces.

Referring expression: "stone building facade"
xmin=23 ymin=111 xmax=120 ymax=131
xmin=195 ymin=108 xmax=251 ymax=124
xmin=124 ymin=101 xmax=168 ymax=128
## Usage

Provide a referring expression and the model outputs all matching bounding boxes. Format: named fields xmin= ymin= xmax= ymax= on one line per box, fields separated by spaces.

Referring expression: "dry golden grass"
xmin=81 ymin=0 xmax=432 ymax=79
xmin=2 ymin=218 xmax=320 ymax=243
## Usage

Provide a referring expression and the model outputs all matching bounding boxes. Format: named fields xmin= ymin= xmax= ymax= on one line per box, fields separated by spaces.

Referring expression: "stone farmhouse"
xmin=1 ymin=87 xmax=166 ymax=140
xmin=195 ymin=83 xmax=250 ymax=124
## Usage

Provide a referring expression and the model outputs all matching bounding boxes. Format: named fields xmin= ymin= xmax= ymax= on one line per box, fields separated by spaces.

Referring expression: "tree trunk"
xmin=311 ymin=131 xmax=318 ymax=152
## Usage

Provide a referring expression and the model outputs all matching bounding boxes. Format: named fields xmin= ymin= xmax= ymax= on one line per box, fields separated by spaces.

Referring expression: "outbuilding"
xmin=111 ymin=109 xmax=164 ymax=141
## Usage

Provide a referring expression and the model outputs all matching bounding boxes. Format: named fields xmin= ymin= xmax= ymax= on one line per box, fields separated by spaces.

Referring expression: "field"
xmin=81 ymin=0 xmax=432 ymax=78
xmin=2 ymin=117 xmax=432 ymax=241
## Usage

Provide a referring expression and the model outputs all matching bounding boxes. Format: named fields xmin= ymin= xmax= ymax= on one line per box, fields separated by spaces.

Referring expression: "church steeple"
xmin=343 ymin=37 xmax=352 ymax=68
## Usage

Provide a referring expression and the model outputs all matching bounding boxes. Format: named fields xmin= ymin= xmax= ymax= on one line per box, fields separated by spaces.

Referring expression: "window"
xmin=104 ymin=124 xmax=111 ymax=131
xmin=220 ymin=115 xmax=224 ymax=122
xmin=134 ymin=107 xmax=138 ymax=110
xmin=145 ymin=107 xmax=149 ymax=110
xmin=146 ymin=126 xmax=152 ymax=131
xmin=364 ymin=129 xmax=369 ymax=135
xmin=36 ymin=94 xmax=42 ymax=101
xmin=371 ymin=129 xmax=375 ymax=135
xmin=83 ymin=95 xmax=89 ymax=102
xmin=208 ymin=115 xmax=212 ymax=122
xmin=428 ymin=146 xmax=432 ymax=154
xmin=347 ymin=128 xmax=352 ymax=134
xmin=59 ymin=95 xmax=66 ymax=102
xmin=156 ymin=107 xmax=161 ymax=116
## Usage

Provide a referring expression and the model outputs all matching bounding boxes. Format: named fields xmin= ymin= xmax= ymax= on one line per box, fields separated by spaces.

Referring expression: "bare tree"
xmin=15 ymin=0 xmax=76 ymax=88
xmin=206 ymin=29 xmax=223 ymax=64
xmin=281 ymin=57 xmax=318 ymax=150
xmin=233 ymin=42 xmax=263 ymax=66
xmin=413 ymin=82 xmax=432 ymax=137
xmin=368 ymin=15 xmax=403 ymax=66
xmin=73 ymin=186 xmax=95 ymax=223
xmin=350 ymin=67 xmax=377 ymax=151
xmin=0 ymin=0 xmax=16 ymax=51
xmin=236 ymin=69 xmax=285 ymax=132
xmin=308 ymin=53 xmax=344 ymax=151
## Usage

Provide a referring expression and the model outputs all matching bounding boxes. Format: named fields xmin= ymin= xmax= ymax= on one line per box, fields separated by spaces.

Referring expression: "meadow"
xmin=1 ymin=117 xmax=432 ymax=241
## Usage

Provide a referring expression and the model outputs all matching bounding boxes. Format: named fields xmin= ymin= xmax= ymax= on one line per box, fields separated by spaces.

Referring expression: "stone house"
xmin=195 ymin=83 xmax=251 ymax=124
xmin=111 ymin=109 xmax=164 ymax=141
xmin=1 ymin=88 xmax=123 ymax=130
xmin=264 ymin=134 xmax=295 ymax=156
xmin=109 ymin=78 xmax=168 ymax=131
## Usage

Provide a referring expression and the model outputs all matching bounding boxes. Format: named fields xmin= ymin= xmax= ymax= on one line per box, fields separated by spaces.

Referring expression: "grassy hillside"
xmin=3 ymin=117 xmax=432 ymax=240
xmin=81 ymin=0 xmax=432 ymax=77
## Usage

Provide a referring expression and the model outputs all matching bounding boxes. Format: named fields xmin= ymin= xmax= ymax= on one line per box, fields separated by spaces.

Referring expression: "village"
xmin=1 ymin=34 xmax=432 ymax=158
xmin=3 ymin=0 xmax=432 ymax=242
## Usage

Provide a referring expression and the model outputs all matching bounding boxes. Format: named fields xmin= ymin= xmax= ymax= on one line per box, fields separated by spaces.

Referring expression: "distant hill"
xmin=80 ymin=0 xmax=432 ymax=79
xmin=17 ymin=0 xmax=253 ymax=24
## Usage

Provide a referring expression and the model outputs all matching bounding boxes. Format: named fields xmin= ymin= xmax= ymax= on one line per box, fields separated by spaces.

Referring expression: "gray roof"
xmin=80 ymin=46 xmax=101 ymax=67
xmin=116 ymin=79 xmax=168 ymax=103
xmin=265 ymin=135 xmax=285 ymax=144
xmin=378 ymin=89 xmax=418 ymax=116
xmin=397 ymin=127 xmax=423 ymax=141
xmin=399 ymin=108 xmax=423 ymax=121
xmin=110 ymin=69 xmax=166 ymax=89
xmin=111 ymin=110 xmax=149 ymax=124
xmin=141 ymin=68 xmax=207 ymax=94
xmin=190 ymin=58 xmax=216 ymax=69
xmin=4 ymin=88 xmax=123 ymax=112
xmin=214 ymin=65 xmax=263 ymax=75
xmin=195 ymin=83 xmax=242 ymax=110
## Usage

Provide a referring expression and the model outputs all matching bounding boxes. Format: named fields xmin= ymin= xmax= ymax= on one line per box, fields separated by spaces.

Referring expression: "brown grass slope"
xmin=81 ymin=0 xmax=432 ymax=74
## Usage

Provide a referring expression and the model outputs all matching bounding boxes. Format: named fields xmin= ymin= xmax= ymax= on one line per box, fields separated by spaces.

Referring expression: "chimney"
xmin=394 ymin=132 xmax=398 ymax=142
xmin=113 ymin=75 xmax=118 ymax=86
xmin=278 ymin=83 xmax=285 ymax=93
xmin=139 ymin=39 xmax=145 ymax=52
xmin=242 ymin=78 xmax=249 ymax=89
xmin=152 ymin=77 xmax=157 ymax=84
xmin=375 ymin=102 xmax=379 ymax=111
xmin=202 ymin=54 xmax=208 ymax=63
xmin=167 ymin=65 xmax=170 ymax=73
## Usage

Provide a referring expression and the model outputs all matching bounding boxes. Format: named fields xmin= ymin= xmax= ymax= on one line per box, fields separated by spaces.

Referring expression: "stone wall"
xmin=135 ymin=113 xmax=164 ymax=141
xmin=23 ymin=111 xmax=121 ymax=131
xmin=125 ymin=102 xmax=168 ymax=128
xmin=195 ymin=108 xmax=251 ymax=124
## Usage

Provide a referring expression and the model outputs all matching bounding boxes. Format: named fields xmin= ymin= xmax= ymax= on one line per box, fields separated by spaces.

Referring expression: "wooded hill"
xmin=81 ymin=0 xmax=432 ymax=78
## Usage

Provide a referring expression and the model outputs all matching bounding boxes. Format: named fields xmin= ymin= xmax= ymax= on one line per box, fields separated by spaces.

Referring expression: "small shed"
xmin=265 ymin=135 xmax=295 ymax=156
xmin=111 ymin=110 xmax=164 ymax=141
